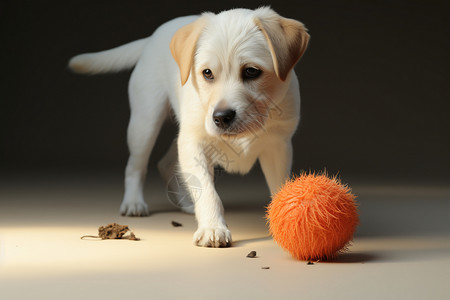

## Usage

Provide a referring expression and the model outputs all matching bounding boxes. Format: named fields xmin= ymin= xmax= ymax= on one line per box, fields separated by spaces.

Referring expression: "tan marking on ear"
xmin=170 ymin=18 xmax=206 ymax=86
xmin=255 ymin=17 xmax=310 ymax=81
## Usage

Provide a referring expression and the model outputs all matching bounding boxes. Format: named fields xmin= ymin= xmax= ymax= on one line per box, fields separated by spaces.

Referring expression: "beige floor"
xmin=1 ymin=172 xmax=449 ymax=299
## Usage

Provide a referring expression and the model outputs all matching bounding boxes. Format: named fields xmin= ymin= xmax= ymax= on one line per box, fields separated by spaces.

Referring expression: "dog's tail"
xmin=68 ymin=38 xmax=148 ymax=74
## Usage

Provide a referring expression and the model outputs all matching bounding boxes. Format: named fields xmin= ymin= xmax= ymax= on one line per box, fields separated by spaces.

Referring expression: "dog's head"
xmin=170 ymin=7 xmax=309 ymax=137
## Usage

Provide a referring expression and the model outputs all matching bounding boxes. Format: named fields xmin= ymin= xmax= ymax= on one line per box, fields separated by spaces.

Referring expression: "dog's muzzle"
xmin=213 ymin=108 xmax=236 ymax=130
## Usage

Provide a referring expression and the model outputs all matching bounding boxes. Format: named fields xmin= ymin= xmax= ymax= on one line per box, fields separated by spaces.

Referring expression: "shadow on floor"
xmin=233 ymin=236 xmax=271 ymax=247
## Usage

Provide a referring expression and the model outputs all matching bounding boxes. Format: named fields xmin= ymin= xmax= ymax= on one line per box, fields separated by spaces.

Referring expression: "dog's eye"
xmin=243 ymin=67 xmax=262 ymax=80
xmin=202 ymin=69 xmax=214 ymax=81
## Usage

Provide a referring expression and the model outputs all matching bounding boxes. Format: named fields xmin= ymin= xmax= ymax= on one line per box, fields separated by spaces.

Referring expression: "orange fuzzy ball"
xmin=266 ymin=173 xmax=359 ymax=261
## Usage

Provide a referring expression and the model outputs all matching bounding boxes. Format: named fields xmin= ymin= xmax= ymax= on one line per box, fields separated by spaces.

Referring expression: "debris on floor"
xmin=171 ymin=221 xmax=183 ymax=227
xmin=247 ymin=251 xmax=258 ymax=258
xmin=81 ymin=223 xmax=140 ymax=241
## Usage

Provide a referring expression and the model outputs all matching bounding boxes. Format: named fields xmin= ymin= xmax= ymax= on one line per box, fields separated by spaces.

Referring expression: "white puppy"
xmin=69 ymin=7 xmax=309 ymax=247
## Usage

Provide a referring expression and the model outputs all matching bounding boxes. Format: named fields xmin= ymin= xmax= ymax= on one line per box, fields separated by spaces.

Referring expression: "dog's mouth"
xmin=212 ymin=99 xmax=270 ymax=137
xmin=220 ymin=116 xmax=266 ymax=137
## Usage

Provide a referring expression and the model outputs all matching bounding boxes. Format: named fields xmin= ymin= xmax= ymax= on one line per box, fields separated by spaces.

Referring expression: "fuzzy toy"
xmin=266 ymin=173 xmax=359 ymax=261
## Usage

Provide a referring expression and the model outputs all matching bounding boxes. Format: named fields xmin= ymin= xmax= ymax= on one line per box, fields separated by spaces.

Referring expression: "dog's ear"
xmin=255 ymin=14 xmax=310 ymax=81
xmin=170 ymin=18 xmax=206 ymax=86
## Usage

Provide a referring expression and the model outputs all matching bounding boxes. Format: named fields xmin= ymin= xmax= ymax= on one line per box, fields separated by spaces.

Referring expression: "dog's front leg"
xmin=177 ymin=136 xmax=232 ymax=248
xmin=259 ymin=139 xmax=293 ymax=195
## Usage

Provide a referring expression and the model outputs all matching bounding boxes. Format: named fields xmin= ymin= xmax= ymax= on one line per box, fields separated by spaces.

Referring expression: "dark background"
xmin=1 ymin=0 xmax=449 ymax=184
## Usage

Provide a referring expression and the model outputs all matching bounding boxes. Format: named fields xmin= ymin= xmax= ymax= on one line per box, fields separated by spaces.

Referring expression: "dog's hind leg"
xmin=157 ymin=139 xmax=195 ymax=214
xmin=120 ymin=69 xmax=169 ymax=216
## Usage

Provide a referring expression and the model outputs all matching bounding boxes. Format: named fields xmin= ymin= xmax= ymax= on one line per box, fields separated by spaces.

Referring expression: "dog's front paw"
xmin=193 ymin=226 xmax=232 ymax=248
xmin=120 ymin=201 xmax=149 ymax=217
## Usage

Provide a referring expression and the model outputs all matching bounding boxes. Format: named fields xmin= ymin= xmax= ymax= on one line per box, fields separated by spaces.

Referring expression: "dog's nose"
xmin=213 ymin=109 xmax=236 ymax=129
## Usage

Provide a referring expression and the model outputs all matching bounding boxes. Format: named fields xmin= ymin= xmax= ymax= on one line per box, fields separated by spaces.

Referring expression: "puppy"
xmin=69 ymin=7 xmax=309 ymax=247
